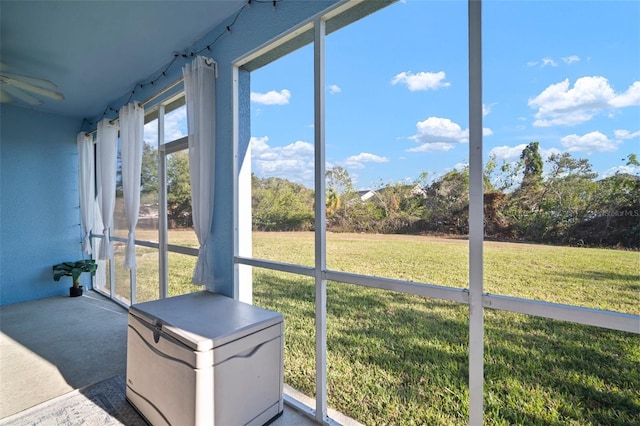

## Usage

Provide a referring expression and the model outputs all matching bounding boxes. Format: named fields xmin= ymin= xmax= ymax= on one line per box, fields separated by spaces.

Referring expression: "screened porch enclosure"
xmin=83 ymin=1 xmax=639 ymax=425
xmin=1 ymin=0 xmax=638 ymax=424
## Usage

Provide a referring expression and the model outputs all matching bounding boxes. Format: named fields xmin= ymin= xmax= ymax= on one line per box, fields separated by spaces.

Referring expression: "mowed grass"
xmin=251 ymin=232 xmax=639 ymax=425
xmin=122 ymin=230 xmax=639 ymax=424
xmin=253 ymin=231 xmax=639 ymax=313
xmin=111 ymin=229 xmax=203 ymax=303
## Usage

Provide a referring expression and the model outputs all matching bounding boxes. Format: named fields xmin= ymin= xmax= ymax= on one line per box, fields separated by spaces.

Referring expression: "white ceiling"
xmin=0 ymin=0 xmax=246 ymax=119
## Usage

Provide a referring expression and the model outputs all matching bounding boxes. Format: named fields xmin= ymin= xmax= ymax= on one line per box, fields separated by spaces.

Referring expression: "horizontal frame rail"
xmin=324 ymin=270 xmax=470 ymax=304
xmin=101 ymin=235 xmax=638 ymax=334
xmin=484 ymin=293 xmax=640 ymax=334
xmin=166 ymin=244 xmax=198 ymax=256
xmin=109 ymin=235 xmax=155 ymax=247
xmin=94 ymin=234 xmax=198 ymax=256
xmin=234 ymin=256 xmax=315 ymax=277
xmin=234 ymin=256 xmax=639 ymax=335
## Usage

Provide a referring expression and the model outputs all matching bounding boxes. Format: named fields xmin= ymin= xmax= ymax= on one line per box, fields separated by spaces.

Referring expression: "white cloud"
xmin=601 ymin=165 xmax=640 ymax=178
xmin=343 ymin=152 xmax=389 ymax=169
xmin=541 ymin=57 xmax=558 ymax=67
xmin=453 ymin=162 xmax=468 ymax=172
xmin=329 ymin=84 xmax=341 ymax=95
xmin=143 ymin=119 xmax=158 ymax=147
xmin=250 ymin=136 xmax=314 ymax=185
xmin=541 ymin=146 xmax=563 ymax=160
xmin=489 ymin=144 xmax=529 ymax=163
xmin=562 ymin=55 xmax=580 ymax=64
xmin=250 ymin=89 xmax=291 ymax=105
xmin=391 ymin=71 xmax=451 ymax=91
xmin=530 ymin=56 xmax=580 ymax=67
xmin=164 ymin=106 xmax=187 ymax=141
xmin=528 ymin=76 xmax=640 ymax=127
xmin=280 ymin=140 xmax=314 ymax=157
xmin=614 ymin=129 xmax=640 ymax=140
xmin=249 ymin=136 xmax=275 ymax=158
xmin=489 ymin=144 xmax=561 ymax=163
xmin=560 ymin=131 xmax=621 ymax=154
xmin=407 ymin=142 xmax=456 ymax=153
xmin=483 ymin=104 xmax=491 ymax=117
xmin=411 ymin=117 xmax=468 ymax=143
xmin=407 ymin=116 xmax=492 ymax=152
xmin=609 ymin=81 xmax=640 ymax=107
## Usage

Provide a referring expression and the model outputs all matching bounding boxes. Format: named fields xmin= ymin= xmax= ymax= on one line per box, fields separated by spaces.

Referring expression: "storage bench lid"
xmin=129 ymin=291 xmax=283 ymax=352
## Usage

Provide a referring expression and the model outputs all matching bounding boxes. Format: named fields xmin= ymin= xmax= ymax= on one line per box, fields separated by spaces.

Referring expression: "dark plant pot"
xmin=69 ymin=286 xmax=83 ymax=297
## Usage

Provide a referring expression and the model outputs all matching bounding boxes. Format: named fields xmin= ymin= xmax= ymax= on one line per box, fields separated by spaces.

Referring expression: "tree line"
xmin=138 ymin=141 xmax=639 ymax=248
xmin=253 ymin=143 xmax=639 ymax=248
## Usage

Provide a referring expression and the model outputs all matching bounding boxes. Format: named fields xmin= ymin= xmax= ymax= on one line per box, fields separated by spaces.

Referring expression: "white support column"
xmin=313 ymin=16 xmax=328 ymax=424
xmin=233 ymin=65 xmax=253 ymax=304
xmin=158 ymin=104 xmax=169 ymax=299
xmin=468 ymin=0 xmax=484 ymax=424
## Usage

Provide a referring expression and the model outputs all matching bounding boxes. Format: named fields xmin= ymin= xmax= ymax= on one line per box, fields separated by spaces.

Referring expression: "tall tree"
xmin=324 ymin=166 xmax=373 ymax=231
xmin=326 ymin=166 xmax=353 ymax=196
xmin=538 ymin=153 xmax=597 ymax=242
xmin=519 ymin=141 xmax=543 ymax=191
xmin=503 ymin=143 xmax=545 ymax=239
xmin=166 ymin=151 xmax=192 ymax=228
xmin=140 ymin=142 xmax=158 ymax=195
xmin=423 ymin=168 xmax=470 ymax=234
xmin=326 ymin=188 xmax=341 ymax=217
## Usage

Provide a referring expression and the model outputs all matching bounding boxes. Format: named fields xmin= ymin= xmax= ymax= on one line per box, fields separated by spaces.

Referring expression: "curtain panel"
xmin=183 ymin=56 xmax=217 ymax=286
xmin=77 ymin=132 xmax=95 ymax=254
xmin=96 ymin=119 xmax=118 ymax=260
xmin=119 ymin=102 xmax=145 ymax=269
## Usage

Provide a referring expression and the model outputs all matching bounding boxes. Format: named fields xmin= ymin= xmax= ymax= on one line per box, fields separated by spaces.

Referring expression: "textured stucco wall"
xmin=1 ymin=105 xmax=84 ymax=305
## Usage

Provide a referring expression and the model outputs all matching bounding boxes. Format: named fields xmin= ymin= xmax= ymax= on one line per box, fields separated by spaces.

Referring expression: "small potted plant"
xmin=52 ymin=259 xmax=98 ymax=297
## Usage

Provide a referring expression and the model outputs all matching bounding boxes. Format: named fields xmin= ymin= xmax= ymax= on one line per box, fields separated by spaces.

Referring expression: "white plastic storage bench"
xmin=126 ymin=291 xmax=284 ymax=426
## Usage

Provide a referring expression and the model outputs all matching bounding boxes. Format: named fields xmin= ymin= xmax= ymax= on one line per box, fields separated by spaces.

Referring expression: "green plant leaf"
xmin=52 ymin=260 xmax=98 ymax=285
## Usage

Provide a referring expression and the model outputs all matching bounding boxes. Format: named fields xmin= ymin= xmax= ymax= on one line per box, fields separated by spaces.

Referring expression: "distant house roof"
xmin=358 ymin=190 xmax=376 ymax=201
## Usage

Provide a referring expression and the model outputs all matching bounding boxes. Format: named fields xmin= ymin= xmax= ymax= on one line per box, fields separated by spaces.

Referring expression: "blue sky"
xmin=248 ymin=0 xmax=640 ymax=190
xmin=147 ymin=0 xmax=640 ymax=191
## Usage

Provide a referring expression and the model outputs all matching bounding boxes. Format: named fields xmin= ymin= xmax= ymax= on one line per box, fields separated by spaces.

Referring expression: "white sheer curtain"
xmin=77 ymin=132 xmax=95 ymax=254
xmin=96 ymin=119 xmax=118 ymax=260
xmin=119 ymin=102 xmax=144 ymax=269
xmin=183 ymin=56 xmax=216 ymax=286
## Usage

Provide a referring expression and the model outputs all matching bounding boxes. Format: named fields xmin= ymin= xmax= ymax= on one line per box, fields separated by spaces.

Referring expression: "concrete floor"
xmin=0 ymin=291 xmax=355 ymax=425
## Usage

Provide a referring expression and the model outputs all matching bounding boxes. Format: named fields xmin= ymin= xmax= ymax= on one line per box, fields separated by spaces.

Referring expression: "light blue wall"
xmin=0 ymin=105 xmax=84 ymax=305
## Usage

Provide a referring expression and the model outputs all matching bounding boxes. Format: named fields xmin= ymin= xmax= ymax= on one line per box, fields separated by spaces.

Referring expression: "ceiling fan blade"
xmin=0 ymin=87 xmax=15 ymax=103
xmin=1 ymin=83 xmax=43 ymax=105
xmin=3 ymin=76 xmax=64 ymax=101
xmin=0 ymin=72 xmax=59 ymax=91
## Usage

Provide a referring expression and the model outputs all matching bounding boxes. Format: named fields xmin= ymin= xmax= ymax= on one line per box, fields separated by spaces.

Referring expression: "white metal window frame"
xmin=231 ymin=1 xmax=640 ymax=425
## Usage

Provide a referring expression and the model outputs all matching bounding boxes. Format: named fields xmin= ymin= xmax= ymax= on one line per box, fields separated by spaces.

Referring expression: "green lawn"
xmin=125 ymin=231 xmax=640 ymax=425
xmin=253 ymin=232 xmax=639 ymax=425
